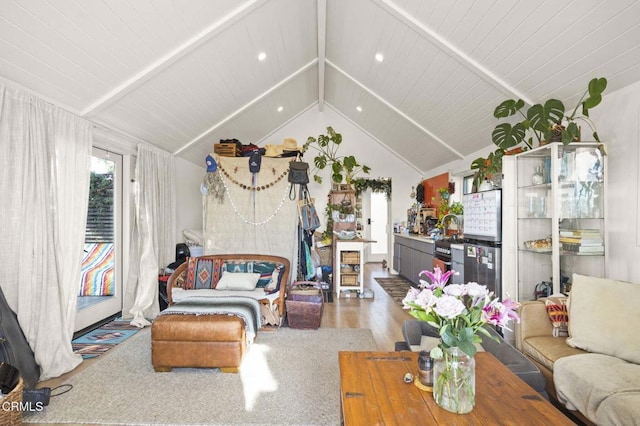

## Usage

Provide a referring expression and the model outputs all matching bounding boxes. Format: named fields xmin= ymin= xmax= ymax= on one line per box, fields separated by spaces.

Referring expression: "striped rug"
xmin=72 ymin=318 xmax=140 ymax=359
xmin=375 ymin=276 xmax=416 ymax=305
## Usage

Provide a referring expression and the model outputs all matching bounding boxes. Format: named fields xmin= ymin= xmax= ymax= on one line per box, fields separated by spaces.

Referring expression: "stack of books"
xmin=559 ymin=229 xmax=604 ymax=254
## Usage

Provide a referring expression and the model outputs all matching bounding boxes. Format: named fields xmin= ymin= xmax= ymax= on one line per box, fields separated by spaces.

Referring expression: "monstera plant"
xmin=492 ymin=77 xmax=608 ymax=149
xmin=471 ymin=77 xmax=608 ymax=190
xmin=303 ymin=126 xmax=371 ymax=184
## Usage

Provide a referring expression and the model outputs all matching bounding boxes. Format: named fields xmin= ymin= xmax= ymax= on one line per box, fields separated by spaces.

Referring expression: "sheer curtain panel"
xmin=124 ymin=144 xmax=175 ymax=327
xmin=0 ymin=83 xmax=91 ymax=380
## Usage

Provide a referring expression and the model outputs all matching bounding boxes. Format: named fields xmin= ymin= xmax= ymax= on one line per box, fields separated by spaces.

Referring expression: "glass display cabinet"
xmin=513 ymin=142 xmax=606 ymax=300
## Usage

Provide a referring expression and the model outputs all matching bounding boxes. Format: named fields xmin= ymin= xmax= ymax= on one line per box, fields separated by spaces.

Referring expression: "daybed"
xmin=152 ymin=254 xmax=290 ymax=372
xmin=516 ymin=274 xmax=640 ymax=425
xmin=402 ymin=320 xmax=548 ymax=398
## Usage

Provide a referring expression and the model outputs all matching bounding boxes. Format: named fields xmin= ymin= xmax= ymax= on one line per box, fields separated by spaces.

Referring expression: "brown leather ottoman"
xmin=151 ymin=314 xmax=246 ymax=373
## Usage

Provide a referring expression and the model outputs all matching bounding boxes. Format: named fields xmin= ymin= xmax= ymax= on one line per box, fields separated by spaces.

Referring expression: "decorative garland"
xmin=352 ymin=178 xmax=392 ymax=200
xmin=218 ymin=163 xmax=288 ymax=191
xmin=218 ymin=171 xmax=289 ymax=226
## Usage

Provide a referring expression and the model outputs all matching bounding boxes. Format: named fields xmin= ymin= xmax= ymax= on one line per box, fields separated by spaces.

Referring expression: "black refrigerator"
xmin=462 ymin=189 xmax=502 ymax=299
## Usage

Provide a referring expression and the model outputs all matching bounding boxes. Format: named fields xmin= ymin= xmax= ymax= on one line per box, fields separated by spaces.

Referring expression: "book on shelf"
xmin=559 ymin=229 xmax=601 ymax=237
xmin=561 ymin=243 xmax=604 ymax=253
xmin=559 ymin=237 xmax=603 ymax=245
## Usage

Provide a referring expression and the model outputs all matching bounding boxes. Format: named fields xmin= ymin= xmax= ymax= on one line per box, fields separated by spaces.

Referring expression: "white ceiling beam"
xmin=82 ymin=0 xmax=269 ymax=117
xmin=317 ymin=0 xmax=327 ymax=112
xmin=326 ymin=59 xmax=465 ymax=159
xmin=174 ymin=58 xmax=319 ymax=155
xmin=373 ymin=0 xmax=535 ymax=106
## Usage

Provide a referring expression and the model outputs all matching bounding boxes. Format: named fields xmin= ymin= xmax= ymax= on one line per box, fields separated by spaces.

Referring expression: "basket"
xmin=214 ymin=142 xmax=241 ymax=157
xmin=286 ymin=282 xmax=323 ymax=329
xmin=0 ymin=376 xmax=24 ymax=425
xmin=341 ymin=275 xmax=358 ymax=286
xmin=341 ymin=252 xmax=360 ymax=264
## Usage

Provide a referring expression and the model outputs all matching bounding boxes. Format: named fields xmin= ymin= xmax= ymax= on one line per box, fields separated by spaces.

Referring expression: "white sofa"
xmin=516 ymin=274 xmax=640 ymax=425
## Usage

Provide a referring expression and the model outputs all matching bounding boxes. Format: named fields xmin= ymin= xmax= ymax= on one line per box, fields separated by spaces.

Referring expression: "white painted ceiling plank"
xmin=82 ymin=0 xmax=269 ymax=117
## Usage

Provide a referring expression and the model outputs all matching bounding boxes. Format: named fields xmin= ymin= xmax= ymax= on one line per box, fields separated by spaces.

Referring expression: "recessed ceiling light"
xmin=257 ymin=52 xmax=267 ymax=61
xmin=277 ymin=106 xmax=284 ymax=112
xmin=375 ymin=53 xmax=384 ymax=62
xmin=356 ymin=106 xmax=362 ymax=112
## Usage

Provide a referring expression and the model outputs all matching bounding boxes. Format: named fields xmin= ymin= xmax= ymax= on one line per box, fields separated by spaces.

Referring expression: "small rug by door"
xmin=375 ymin=276 xmax=415 ymax=305
xmin=72 ymin=318 xmax=141 ymax=359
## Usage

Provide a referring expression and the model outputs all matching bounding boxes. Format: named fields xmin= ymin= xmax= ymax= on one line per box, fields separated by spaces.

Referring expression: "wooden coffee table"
xmin=339 ymin=351 xmax=575 ymax=425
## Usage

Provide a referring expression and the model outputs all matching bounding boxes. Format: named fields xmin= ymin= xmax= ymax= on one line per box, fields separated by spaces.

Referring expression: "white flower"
xmin=433 ymin=295 xmax=466 ymax=319
xmin=415 ymin=288 xmax=437 ymax=309
xmin=443 ymin=284 xmax=467 ymax=297
xmin=465 ymin=282 xmax=489 ymax=298
xmin=402 ymin=287 xmax=421 ymax=309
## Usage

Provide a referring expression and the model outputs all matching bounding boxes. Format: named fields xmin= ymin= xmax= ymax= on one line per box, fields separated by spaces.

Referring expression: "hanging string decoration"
xmin=218 ymin=163 xmax=288 ymax=191
xmin=218 ymin=170 xmax=290 ymax=226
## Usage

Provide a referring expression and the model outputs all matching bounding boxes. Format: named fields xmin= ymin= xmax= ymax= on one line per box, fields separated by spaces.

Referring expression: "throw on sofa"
xmin=516 ymin=273 xmax=640 ymax=426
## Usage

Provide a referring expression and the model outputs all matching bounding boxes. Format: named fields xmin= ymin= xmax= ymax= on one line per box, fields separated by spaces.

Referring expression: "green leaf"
xmin=493 ymin=99 xmax=525 ymax=118
xmin=592 ymin=131 xmax=601 ymax=143
xmin=582 ymin=94 xmax=602 ymax=116
xmin=527 ymin=99 xmax=564 ymax=133
xmin=313 ymin=175 xmax=322 ymax=184
xmin=588 ymin=77 xmax=607 ymax=97
xmin=492 ymin=123 xmax=526 ymax=149
xmin=314 ymin=155 xmax=327 ymax=170
xmin=458 ymin=340 xmax=477 ymax=358
xmin=343 ymin=156 xmax=357 ymax=170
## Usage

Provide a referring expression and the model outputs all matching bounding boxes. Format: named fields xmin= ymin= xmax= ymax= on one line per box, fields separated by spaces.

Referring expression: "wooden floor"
xmin=321 ymin=262 xmax=413 ymax=351
xmin=39 ymin=263 xmax=411 ymax=391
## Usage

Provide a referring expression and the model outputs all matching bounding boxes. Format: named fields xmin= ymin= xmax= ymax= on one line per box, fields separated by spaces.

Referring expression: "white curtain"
xmin=124 ymin=144 xmax=175 ymax=327
xmin=204 ymin=155 xmax=298 ymax=270
xmin=0 ymin=83 xmax=91 ymax=380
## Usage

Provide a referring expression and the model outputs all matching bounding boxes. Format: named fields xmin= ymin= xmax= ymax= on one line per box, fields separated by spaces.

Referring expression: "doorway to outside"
xmin=75 ymin=148 xmax=123 ymax=332
xmin=361 ymin=189 xmax=390 ymax=264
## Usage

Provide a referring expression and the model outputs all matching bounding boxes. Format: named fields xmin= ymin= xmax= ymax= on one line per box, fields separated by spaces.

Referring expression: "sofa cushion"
xmin=566 ymin=274 xmax=640 ymax=364
xmin=185 ymin=257 xmax=219 ymax=289
xmin=522 ymin=336 xmax=586 ymax=372
xmin=221 ymin=260 xmax=286 ymax=291
xmin=215 ymin=271 xmax=260 ymax=291
xmin=554 ymin=353 xmax=640 ymax=424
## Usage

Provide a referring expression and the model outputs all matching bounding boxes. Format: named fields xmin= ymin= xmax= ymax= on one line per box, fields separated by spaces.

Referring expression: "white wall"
xmin=589 ymin=80 xmax=640 ymax=283
xmin=174 ymin=157 xmax=206 ymax=244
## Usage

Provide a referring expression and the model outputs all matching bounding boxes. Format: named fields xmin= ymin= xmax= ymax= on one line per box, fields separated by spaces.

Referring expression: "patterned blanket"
xmin=159 ymin=296 xmax=262 ymax=344
xmin=79 ymin=243 xmax=114 ymax=296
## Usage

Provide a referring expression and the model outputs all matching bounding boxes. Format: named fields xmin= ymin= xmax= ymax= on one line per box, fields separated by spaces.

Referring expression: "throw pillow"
xmin=215 ymin=271 xmax=261 ymax=291
xmin=185 ymin=257 xmax=215 ymax=289
xmin=264 ymin=267 xmax=283 ymax=294
xmin=566 ymin=274 xmax=640 ymax=365
xmin=544 ymin=297 xmax=569 ymax=337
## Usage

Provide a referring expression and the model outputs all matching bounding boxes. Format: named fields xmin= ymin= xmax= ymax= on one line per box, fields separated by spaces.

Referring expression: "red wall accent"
xmin=422 ymin=172 xmax=449 ymax=214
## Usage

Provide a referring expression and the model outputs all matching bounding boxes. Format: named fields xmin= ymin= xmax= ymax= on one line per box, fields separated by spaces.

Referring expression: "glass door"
xmin=75 ymin=148 xmax=123 ymax=331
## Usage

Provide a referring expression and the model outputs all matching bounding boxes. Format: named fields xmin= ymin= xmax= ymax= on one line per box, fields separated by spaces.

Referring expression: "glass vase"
xmin=433 ymin=346 xmax=476 ymax=414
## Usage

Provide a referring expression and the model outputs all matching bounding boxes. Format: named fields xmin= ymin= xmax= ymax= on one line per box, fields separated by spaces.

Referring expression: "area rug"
xmin=72 ymin=318 xmax=141 ymax=359
xmin=25 ymin=327 xmax=377 ymax=425
xmin=375 ymin=275 xmax=415 ymax=305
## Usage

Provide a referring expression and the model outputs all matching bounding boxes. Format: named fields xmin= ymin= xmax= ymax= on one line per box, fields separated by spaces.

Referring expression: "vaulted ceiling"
xmin=2 ymin=0 xmax=640 ymax=173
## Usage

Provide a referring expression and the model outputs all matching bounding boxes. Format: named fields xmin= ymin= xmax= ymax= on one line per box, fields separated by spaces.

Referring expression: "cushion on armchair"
xmin=566 ymin=274 xmax=640 ymax=364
